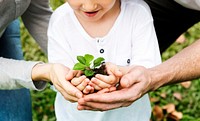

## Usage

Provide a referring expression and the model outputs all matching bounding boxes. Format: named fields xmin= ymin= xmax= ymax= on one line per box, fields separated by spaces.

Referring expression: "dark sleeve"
xmin=144 ymin=0 xmax=200 ymax=53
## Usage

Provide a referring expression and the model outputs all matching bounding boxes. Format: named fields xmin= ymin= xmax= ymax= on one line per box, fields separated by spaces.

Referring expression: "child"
xmin=48 ymin=0 xmax=161 ymax=120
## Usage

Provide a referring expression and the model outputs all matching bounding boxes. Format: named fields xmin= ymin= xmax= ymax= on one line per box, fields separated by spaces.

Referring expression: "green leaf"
xmin=84 ymin=69 xmax=95 ymax=77
xmin=93 ymin=57 xmax=105 ymax=68
xmin=73 ymin=63 xmax=86 ymax=71
xmin=77 ymin=56 xmax=86 ymax=64
xmin=84 ymin=54 xmax=94 ymax=66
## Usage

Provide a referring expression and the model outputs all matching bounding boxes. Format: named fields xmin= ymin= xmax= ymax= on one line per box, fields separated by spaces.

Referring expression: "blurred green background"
xmin=20 ymin=1 xmax=200 ymax=121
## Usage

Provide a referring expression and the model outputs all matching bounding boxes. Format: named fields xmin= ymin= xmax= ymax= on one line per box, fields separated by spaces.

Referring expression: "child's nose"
xmin=82 ymin=1 xmax=98 ymax=11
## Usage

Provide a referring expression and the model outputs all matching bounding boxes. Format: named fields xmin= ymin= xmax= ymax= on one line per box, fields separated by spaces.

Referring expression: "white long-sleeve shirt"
xmin=0 ymin=0 xmax=52 ymax=90
xmin=0 ymin=58 xmax=46 ymax=90
xmin=48 ymin=0 xmax=161 ymax=121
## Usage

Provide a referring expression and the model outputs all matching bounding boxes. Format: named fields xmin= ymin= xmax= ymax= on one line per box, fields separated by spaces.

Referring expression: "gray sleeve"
xmin=0 ymin=57 xmax=46 ymax=90
xmin=21 ymin=0 xmax=53 ymax=53
xmin=174 ymin=0 xmax=200 ymax=11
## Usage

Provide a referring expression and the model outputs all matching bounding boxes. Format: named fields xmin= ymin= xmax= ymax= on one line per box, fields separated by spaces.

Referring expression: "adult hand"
xmin=77 ymin=66 xmax=153 ymax=111
xmin=32 ymin=63 xmax=83 ymax=102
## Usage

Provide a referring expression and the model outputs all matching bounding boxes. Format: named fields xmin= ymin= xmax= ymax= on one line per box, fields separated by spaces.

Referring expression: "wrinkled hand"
xmin=77 ymin=66 xmax=153 ymax=111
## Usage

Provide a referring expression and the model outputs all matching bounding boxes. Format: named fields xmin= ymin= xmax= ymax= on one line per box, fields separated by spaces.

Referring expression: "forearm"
xmin=0 ymin=57 xmax=46 ymax=90
xmin=150 ymin=39 xmax=200 ymax=90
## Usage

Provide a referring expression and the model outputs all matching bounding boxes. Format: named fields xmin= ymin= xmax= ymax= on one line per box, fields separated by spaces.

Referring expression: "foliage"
xmin=49 ymin=0 xmax=66 ymax=10
xmin=20 ymin=1 xmax=200 ymax=120
xmin=162 ymin=22 xmax=200 ymax=61
xmin=31 ymin=86 xmax=56 ymax=121
xmin=150 ymin=22 xmax=200 ymax=121
xmin=73 ymin=54 xmax=106 ymax=77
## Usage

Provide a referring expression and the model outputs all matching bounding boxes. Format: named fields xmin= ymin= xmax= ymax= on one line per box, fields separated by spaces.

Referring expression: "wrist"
xmin=148 ymin=64 xmax=174 ymax=91
xmin=31 ymin=63 xmax=52 ymax=82
xmin=148 ymin=68 xmax=162 ymax=91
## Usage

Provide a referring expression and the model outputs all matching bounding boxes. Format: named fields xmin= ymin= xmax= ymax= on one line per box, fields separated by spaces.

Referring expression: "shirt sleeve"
xmin=0 ymin=57 xmax=46 ymax=90
xmin=131 ymin=2 xmax=162 ymax=68
xmin=21 ymin=0 xmax=53 ymax=53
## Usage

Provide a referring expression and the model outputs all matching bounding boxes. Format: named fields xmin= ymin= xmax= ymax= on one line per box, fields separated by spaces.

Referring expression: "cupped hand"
xmin=48 ymin=64 xmax=83 ymax=102
xmin=89 ymin=62 xmax=123 ymax=90
xmin=66 ymin=70 xmax=94 ymax=94
xmin=77 ymin=66 xmax=153 ymax=111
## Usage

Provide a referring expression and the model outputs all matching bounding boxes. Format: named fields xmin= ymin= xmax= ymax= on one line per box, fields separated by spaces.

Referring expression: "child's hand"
xmin=66 ymin=70 xmax=94 ymax=94
xmin=89 ymin=62 xmax=123 ymax=90
xmin=71 ymin=76 xmax=94 ymax=94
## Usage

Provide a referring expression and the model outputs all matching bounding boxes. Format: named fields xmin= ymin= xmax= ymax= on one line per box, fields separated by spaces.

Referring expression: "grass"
xmin=20 ymin=1 xmax=200 ymax=120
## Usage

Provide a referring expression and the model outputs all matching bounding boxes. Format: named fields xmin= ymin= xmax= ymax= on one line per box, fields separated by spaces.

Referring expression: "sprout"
xmin=73 ymin=54 xmax=107 ymax=77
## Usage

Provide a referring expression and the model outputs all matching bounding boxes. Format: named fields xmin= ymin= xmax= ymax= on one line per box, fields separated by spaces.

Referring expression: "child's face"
xmin=68 ymin=0 xmax=119 ymax=22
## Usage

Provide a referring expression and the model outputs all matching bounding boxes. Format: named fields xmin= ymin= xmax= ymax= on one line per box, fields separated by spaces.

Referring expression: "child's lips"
xmin=84 ymin=11 xmax=98 ymax=17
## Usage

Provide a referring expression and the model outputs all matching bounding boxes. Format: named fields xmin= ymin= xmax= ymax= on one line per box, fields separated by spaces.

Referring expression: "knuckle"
xmin=77 ymin=84 xmax=84 ymax=91
xmin=108 ymin=78 xmax=114 ymax=84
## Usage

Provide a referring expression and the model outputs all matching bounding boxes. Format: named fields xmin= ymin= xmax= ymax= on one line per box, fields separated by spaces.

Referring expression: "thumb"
xmin=120 ymin=73 xmax=135 ymax=88
xmin=120 ymin=66 xmax=146 ymax=88
xmin=65 ymin=70 xmax=76 ymax=80
xmin=114 ymin=69 xmax=123 ymax=77
xmin=106 ymin=63 xmax=123 ymax=77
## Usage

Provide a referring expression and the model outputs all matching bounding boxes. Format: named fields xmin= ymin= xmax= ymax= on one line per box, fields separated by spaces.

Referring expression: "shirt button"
xmin=100 ymin=49 xmax=104 ymax=53
xmin=127 ymin=59 xmax=130 ymax=64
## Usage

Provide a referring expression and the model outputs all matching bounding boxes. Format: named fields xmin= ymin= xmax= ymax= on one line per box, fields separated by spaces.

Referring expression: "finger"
xmin=90 ymin=87 xmax=94 ymax=93
xmin=114 ymin=69 xmax=123 ymax=77
xmin=120 ymin=66 xmax=149 ymax=88
xmin=95 ymin=87 xmax=116 ymax=94
xmin=65 ymin=70 xmax=78 ymax=80
xmin=59 ymin=79 xmax=83 ymax=99
xmin=83 ymin=85 xmax=141 ymax=103
xmin=76 ymin=71 xmax=83 ymax=77
xmin=83 ymin=85 xmax=93 ymax=94
xmin=56 ymin=85 xmax=79 ymax=102
xmin=76 ymin=78 xmax=90 ymax=91
xmin=77 ymin=105 xmax=99 ymax=111
xmin=78 ymin=100 xmax=132 ymax=111
xmin=72 ymin=70 xmax=83 ymax=77
xmin=88 ymin=81 xmax=102 ymax=90
xmin=107 ymin=67 xmax=122 ymax=77
xmin=109 ymin=86 xmax=117 ymax=92
xmin=97 ymin=88 xmax=110 ymax=94
xmin=91 ymin=77 xmax=112 ymax=88
xmin=106 ymin=63 xmax=122 ymax=77
xmin=120 ymin=73 xmax=136 ymax=88
xmin=79 ymin=89 xmax=127 ymax=103
xmin=71 ymin=75 xmax=86 ymax=86
xmin=61 ymin=91 xmax=79 ymax=102
xmin=96 ymin=74 xmax=119 ymax=85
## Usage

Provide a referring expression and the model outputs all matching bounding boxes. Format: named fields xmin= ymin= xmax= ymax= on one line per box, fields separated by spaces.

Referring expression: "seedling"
xmin=73 ymin=54 xmax=107 ymax=78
